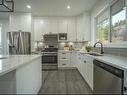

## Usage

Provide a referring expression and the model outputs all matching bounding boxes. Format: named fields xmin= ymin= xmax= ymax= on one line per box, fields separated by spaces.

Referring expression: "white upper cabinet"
xmin=41 ymin=19 xmax=50 ymax=34
xmin=68 ymin=19 xmax=76 ymax=41
xmin=34 ymin=18 xmax=50 ymax=41
xmin=76 ymin=12 xmax=90 ymax=41
xmin=76 ymin=17 xmax=83 ymax=41
xmin=58 ymin=19 xmax=68 ymax=33
xmin=50 ymin=19 xmax=58 ymax=34
xmin=34 ymin=20 xmax=43 ymax=41
xmin=33 ymin=17 xmax=77 ymax=41
xmin=9 ymin=13 xmax=32 ymax=32
xmin=82 ymin=13 xmax=90 ymax=41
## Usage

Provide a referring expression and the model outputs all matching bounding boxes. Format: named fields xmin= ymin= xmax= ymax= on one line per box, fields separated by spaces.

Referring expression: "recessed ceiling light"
xmin=67 ymin=5 xmax=71 ymax=9
xmin=27 ymin=5 xmax=31 ymax=9
xmin=40 ymin=21 xmax=44 ymax=24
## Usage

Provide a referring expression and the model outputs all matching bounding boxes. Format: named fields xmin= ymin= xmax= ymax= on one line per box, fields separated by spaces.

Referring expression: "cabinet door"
xmin=82 ymin=14 xmax=90 ymax=41
xmin=50 ymin=19 xmax=58 ymax=34
xmin=77 ymin=53 xmax=82 ymax=72
xmin=80 ymin=54 xmax=87 ymax=81
xmin=68 ymin=19 xmax=76 ymax=41
xmin=76 ymin=17 xmax=83 ymax=41
xmin=74 ymin=53 xmax=78 ymax=68
xmin=86 ymin=57 xmax=93 ymax=90
xmin=42 ymin=19 xmax=50 ymax=34
xmin=76 ymin=13 xmax=90 ymax=41
xmin=87 ymin=62 xmax=93 ymax=90
xmin=83 ymin=55 xmax=93 ymax=91
xmin=34 ymin=20 xmax=43 ymax=41
xmin=34 ymin=19 xmax=50 ymax=41
xmin=58 ymin=19 xmax=68 ymax=33
xmin=70 ymin=52 xmax=76 ymax=67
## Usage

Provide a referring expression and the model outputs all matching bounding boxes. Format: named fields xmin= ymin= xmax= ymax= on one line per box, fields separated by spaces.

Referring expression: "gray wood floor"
xmin=39 ymin=69 xmax=92 ymax=94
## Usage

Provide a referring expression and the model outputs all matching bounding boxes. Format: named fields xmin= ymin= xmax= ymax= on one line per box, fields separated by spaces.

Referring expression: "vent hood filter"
xmin=0 ymin=0 xmax=14 ymax=12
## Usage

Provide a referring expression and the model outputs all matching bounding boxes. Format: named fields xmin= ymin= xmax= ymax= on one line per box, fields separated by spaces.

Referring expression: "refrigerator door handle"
xmin=19 ymin=32 xmax=24 ymax=54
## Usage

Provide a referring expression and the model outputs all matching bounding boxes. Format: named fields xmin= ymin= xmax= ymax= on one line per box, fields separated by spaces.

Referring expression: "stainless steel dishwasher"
xmin=93 ymin=59 xmax=124 ymax=94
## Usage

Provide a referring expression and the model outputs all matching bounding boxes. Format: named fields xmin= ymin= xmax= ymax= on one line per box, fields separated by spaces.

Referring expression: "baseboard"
xmin=58 ymin=67 xmax=76 ymax=70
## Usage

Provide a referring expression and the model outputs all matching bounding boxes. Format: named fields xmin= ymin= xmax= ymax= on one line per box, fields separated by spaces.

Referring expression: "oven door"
xmin=42 ymin=55 xmax=57 ymax=64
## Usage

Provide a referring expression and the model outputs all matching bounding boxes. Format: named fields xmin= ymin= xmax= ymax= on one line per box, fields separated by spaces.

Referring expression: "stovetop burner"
xmin=42 ymin=48 xmax=58 ymax=52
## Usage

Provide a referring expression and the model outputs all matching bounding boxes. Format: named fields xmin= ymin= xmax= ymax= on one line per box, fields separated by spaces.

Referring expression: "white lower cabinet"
xmin=70 ymin=52 xmax=77 ymax=67
xmin=58 ymin=51 xmax=76 ymax=68
xmin=58 ymin=51 xmax=93 ymax=91
xmin=58 ymin=59 xmax=70 ymax=67
xmin=58 ymin=52 xmax=71 ymax=68
xmin=77 ymin=53 xmax=83 ymax=73
xmin=76 ymin=53 xmax=93 ymax=91
xmin=84 ymin=55 xmax=94 ymax=91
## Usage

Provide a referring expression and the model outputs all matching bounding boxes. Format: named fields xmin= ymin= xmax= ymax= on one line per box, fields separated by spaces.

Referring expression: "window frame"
xmin=96 ymin=18 xmax=110 ymax=44
xmin=0 ymin=24 xmax=2 ymax=54
xmin=95 ymin=0 xmax=127 ymax=48
xmin=0 ymin=24 xmax=2 ymax=46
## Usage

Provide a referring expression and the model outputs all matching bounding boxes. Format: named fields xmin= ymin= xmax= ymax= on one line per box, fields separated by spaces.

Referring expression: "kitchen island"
xmin=0 ymin=55 xmax=42 ymax=94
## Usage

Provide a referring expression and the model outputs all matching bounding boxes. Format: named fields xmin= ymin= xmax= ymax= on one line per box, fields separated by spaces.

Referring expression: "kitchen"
xmin=0 ymin=0 xmax=127 ymax=94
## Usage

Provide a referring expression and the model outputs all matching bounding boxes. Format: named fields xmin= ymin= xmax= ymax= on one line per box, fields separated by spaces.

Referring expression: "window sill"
xmin=98 ymin=42 xmax=127 ymax=48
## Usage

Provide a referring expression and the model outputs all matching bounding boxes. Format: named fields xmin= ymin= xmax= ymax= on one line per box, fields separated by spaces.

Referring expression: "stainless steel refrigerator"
xmin=7 ymin=32 xmax=31 ymax=54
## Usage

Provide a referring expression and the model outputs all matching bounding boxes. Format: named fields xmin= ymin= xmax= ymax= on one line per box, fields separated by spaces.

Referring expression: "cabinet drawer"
xmin=58 ymin=52 xmax=70 ymax=59
xmin=58 ymin=60 xmax=70 ymax=67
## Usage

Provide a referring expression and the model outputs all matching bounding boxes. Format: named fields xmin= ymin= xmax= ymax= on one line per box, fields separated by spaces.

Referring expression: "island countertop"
xmin=0 ymin=55 xmax=41 ymax=76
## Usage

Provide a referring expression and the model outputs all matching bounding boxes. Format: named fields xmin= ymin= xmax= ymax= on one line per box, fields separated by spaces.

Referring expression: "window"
xmin=96 ymin=9 xmax=110 ymax=44
xmin=97 ymin=19 xmax=109 ymax=44
xmin=111 ymin=0 xmax=126 ymax=43
xmin=96 ymin=0 xmax=127 ymax=44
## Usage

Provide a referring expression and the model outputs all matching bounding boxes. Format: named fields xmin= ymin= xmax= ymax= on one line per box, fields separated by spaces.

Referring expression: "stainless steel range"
xmin=42 ymin=34 xmax=58 ymax=70
xmin=42 ymin=51 xmax=58 ymax=70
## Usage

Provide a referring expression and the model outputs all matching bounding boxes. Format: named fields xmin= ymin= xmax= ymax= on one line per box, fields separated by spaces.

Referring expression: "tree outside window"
xmin=111 ymin=8 xmax=127 ymax=42
xmin=97 ymin=19 xmax=109 ymax=44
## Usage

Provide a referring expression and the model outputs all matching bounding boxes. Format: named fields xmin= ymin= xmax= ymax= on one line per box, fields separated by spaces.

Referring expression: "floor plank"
xmin=39 ymin=69 xmax=92 ymax=94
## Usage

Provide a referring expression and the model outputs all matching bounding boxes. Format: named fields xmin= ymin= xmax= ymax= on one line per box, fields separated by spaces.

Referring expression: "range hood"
xmin=0 ymin=0 xmax=14 ymax=12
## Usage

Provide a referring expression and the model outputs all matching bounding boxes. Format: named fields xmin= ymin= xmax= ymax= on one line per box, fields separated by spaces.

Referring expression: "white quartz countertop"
xmin=80 ymin=52 xmax=127 ymax=70
xmin=88 ymin=54 xmax=127 ymax=71
xmin=59 ymin=50 xmax=127 ymax=70
xmin=0 ymin=55 xmax=41 ymax=76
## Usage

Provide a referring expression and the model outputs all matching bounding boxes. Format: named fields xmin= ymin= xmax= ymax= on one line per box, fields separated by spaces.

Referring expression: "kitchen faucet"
xmin=94 ymin=41 xmax=104 ymax=54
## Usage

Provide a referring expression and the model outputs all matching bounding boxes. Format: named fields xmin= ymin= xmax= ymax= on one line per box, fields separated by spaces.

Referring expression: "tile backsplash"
xmin=58 ymin=42 xmax=87 ymax=50
xmin=93 ymin=47 xmax=127 ymax=57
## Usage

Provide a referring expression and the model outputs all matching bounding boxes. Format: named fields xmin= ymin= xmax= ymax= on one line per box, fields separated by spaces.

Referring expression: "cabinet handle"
xmin=62 ymin=53 xmax=66 ymax=54
xmin=62 ymin=58 xmax=66 ymax=59
xmin=62 ymin=64 xmax=66 ymax=65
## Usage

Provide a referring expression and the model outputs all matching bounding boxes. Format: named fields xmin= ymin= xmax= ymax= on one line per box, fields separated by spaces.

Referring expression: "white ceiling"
xmin=13 ymin=0 xmax=98 ymax=17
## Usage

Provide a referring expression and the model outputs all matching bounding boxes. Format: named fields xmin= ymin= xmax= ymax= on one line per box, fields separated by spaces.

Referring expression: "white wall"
xmin=90 ymin=0 xmax=110 ymax=45
xmin=0 ymin=19 xmax=9 ymax=54
xmin=9 ymin=13 xmax=32 ymax=32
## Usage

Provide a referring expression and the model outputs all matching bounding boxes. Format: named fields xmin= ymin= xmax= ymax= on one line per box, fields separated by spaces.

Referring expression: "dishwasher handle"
xmin=93 ymin=59 xmax=124 ymax=78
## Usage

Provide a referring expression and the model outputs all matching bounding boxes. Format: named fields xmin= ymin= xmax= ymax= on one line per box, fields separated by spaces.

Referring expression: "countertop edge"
xmin=0 ymin=55 xmax=41 ymax=77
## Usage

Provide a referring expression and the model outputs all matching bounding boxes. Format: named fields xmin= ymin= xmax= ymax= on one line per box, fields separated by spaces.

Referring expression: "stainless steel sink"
xmin=87 ymin=53 xmax=103 ymax=56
